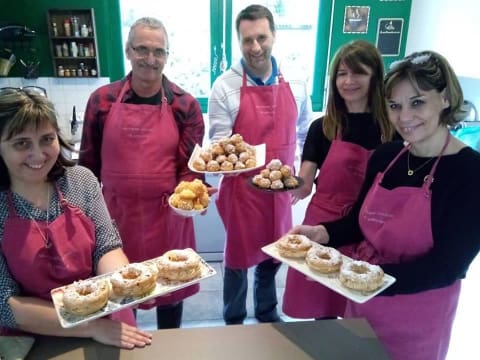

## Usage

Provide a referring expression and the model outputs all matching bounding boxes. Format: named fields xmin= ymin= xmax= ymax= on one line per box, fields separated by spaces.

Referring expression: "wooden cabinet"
xmin=46 ymin=9 xmax=99 ymax=78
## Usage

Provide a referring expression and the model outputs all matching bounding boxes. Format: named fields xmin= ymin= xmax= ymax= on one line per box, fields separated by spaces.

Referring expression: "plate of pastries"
xmin=51 ymin=248 xmax=216 ymax=328
xmin=169 ymin=179 xmax=210 ymax=217
xmin=262 ymin=235 xmax=396 ymax=303
xmin=188 ymin=133 xmax=265 ymax=174
xmin=248 ymin=159 xmax=303 ymax=192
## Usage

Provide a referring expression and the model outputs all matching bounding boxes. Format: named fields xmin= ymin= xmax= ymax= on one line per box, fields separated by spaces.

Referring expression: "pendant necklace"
xmin=406 ymin=151 xmax=435 ymax=176
xmin=17 ymin=185 xmax=51 ymax=248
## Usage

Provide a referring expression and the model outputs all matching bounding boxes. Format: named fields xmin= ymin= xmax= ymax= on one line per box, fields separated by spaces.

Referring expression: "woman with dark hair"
xmin=283 ymin=40 xmax=394 ymax=319
xmin=0 ymin=88 xmax=151 ymax=349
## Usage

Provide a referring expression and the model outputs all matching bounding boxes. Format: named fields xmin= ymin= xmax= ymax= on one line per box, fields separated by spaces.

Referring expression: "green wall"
xmin=2 ymin=0 xmax=412 ymax=89
xmin=0 ymin=0 xmax=124 ymax=80
xmin=329 ymin=0 xmax=412 ymax=68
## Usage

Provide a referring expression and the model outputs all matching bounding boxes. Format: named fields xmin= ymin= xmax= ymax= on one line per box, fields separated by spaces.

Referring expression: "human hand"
xmin=90 ymin=318 xmax=152 ymax=349
xmin=288 ymin=225 xmax=329 ymax=245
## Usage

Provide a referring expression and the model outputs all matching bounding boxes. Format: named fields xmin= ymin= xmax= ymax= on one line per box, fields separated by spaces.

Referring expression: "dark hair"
xmin=324 ymin=40 xmax=394 ymax=141
xmin=0 ymin=89 xmax=75 ymax=189
xmin=385 ymin=50 xmax=464 ymax=126
xmin=235 ymin=4 xmax=275 ymax=37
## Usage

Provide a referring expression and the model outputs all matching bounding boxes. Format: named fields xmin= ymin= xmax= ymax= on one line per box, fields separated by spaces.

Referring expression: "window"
xmin=119 ymin=0 xmax=325 ymax=112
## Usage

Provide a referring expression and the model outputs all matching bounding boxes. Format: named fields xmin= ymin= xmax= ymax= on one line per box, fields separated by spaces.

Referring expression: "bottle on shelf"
xmin=62 ymin=42 xmax=69 ymax=57
xmin=71 ymin=17 xmax=80 ymax=37
xmin=55 ymin=44 xmax=63 ymax=57
xmin=71 ymin=42 xmax=78 ymax=57
xmin=64 ymin=68 xmax=71 ymax=77
xmin=88 ymin=43 xmax=95 ymax=57
xmin=81 ymin=24 xmax=89 ymax=37
xmin=52 ymin=22 xmax=58 ymax=36
xmin=63 ymin=18 xmax=71 ymax=37
xmin=57 ymin=65 xmax=64 ymax=77
xmin=90 ymin=67 xmax=97 ymax=76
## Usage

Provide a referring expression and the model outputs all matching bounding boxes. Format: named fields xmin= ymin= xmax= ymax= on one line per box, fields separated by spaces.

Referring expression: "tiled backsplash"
xmin=0 ymin=76 xmax=110 ymax=140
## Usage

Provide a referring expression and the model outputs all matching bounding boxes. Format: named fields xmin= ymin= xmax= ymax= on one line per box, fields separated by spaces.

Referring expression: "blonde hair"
xmin=385 ymin=50 xmax=464 ymax=126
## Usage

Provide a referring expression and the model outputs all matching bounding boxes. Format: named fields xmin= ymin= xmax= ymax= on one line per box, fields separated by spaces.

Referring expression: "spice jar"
xmin=63 ymin=18 xmax=71 ymax=37
xmin=57 ymin=65 xmax=64 ymax=77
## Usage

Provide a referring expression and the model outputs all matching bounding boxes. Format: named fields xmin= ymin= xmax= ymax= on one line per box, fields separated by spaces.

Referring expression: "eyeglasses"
xmin=130 ymin=45 xmax=169 ymax=58
xmin=389 ymin=52 xmax=434 ymax=70
xmin=0 ymin=86 xmax=47 ymax=97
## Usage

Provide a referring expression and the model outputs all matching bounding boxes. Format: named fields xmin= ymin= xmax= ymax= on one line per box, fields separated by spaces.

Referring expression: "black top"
xmin=301 ymin=113 xmax=383 ymax=167
xmin=325 ymin=141 xmax=480 ymax=295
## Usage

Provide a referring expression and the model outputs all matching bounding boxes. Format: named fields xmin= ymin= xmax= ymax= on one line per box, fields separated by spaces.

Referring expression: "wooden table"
xmin=27 ymin=319 xmax=390 ymax=359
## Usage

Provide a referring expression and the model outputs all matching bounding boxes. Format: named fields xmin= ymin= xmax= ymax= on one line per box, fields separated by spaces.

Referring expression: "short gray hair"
xmin=126 ymin=17 xmax=169 ymax=50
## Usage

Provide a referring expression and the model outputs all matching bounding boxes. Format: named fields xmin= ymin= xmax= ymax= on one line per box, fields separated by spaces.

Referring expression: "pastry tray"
xmin=262 ymin=242 xmax=396 ymax=304
xmin=188 ymin=143 xmax=266 ymax=174
xmin=51 ymin=254 xmax=216 ymax=328
xmin=247 ymin=175 xmax=304 ymax=193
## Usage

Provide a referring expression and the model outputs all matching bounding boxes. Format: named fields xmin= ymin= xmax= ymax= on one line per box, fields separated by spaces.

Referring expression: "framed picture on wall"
xmin=376 ymin=18 xmax=404 ymax=56
xmin=343 ymin=6 xmax=370 ymax=34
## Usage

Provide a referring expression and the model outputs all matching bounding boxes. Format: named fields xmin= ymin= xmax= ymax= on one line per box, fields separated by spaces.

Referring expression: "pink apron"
xmin=1 ymin=186 xmax=135 ymax=335
xmin=346 ymin=134 xmax=460 ymax=360
xmin=216 ymin=71 xmax=298 ymax=268
xmin=283 ymin=138 xmax=372 ymax=318
xmin=100 ymin=80 xmax=198 ymax=308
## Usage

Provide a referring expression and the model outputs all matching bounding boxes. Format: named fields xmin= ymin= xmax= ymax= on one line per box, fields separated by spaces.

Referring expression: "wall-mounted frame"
xmin=343 ymin=6 xmax=370 ymax=34
xmin=376 ymin=18 xmax=404 ymax=56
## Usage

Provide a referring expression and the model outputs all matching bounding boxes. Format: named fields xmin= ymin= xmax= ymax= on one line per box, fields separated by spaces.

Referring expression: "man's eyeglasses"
xmin=0 ymin=86 xmax=47 ymax=97
xmin=130 ymin=45 xmax=169 ymax=59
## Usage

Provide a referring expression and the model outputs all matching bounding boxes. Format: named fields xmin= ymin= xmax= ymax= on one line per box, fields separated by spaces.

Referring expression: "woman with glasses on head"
xmin=288 ymin=51 xmax=480 ymax=359
xmin=0 ymin=88 xmax=152 ymax=349
xmin=282 ymin=40 xmax=395 ymax=320
xmin=78 ymin=17 xmax=205 ymax=329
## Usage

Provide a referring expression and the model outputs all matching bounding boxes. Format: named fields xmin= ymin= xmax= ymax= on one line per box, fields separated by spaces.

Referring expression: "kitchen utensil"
xmin=0 ymin=53 xmax=16 ymax=76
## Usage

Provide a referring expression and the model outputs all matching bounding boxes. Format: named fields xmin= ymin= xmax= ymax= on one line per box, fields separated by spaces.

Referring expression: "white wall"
xmin=406 ymin=0 xmax=480 ymax=78
xmin=407 ymin=0 xmax=480 ymax=115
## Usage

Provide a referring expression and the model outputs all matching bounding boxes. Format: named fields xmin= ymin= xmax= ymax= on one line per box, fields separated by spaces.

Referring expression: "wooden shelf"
xmin=46 ymin=8 xmax=100 ymax=78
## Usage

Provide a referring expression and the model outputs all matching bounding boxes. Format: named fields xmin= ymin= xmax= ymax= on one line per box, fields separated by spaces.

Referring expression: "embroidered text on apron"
xmin=100 ymin=80 xmax=198 ymax=307
xmin=283 ymin=136 xmax=372 ymax=318
xmin=1 ymin=185 xmax=135 ymax=334
xmin=216 ymin=70 xmax=298 ymax=268
xmin=345 ymin=133 xmax=460 ymax=360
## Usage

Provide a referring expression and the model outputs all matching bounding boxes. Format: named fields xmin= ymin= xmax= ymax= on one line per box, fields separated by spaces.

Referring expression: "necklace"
xmin=407 ymin=151 xmax=436 ymax=176
xmin=17 ymin=185 xmax=51 ymax=248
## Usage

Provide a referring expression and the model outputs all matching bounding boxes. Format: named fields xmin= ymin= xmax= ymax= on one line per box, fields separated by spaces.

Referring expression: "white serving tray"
xmin=51 ymin=252 xmax=216 ymax=328
xmin=188 ymin=143 xmax=266 ymax=174
xmin=262 ymin=242 xmax=396 ymax=304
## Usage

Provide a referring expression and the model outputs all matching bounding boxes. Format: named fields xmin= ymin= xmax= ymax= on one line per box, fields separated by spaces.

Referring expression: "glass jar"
xmin=81 ymin=24 xmax=89 ymax=37
xmin=57 ymin=65 xmax=64 ymax=77
xmin=63 ymin=18 xmax=71 ymax=37
xmin=71 ymin=17 xmax=80 ymax=37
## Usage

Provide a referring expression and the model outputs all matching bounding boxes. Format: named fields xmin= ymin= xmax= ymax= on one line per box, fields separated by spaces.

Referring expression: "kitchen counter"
xmin=26 ymin=318 xmax=390 ymax=359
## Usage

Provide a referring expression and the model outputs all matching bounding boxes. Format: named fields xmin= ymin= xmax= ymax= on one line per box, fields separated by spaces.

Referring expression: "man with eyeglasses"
xmin=208 ymin=4 xmax=312 ymax=325
xmin=78 ymin=17 xmax=204 ymax=330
